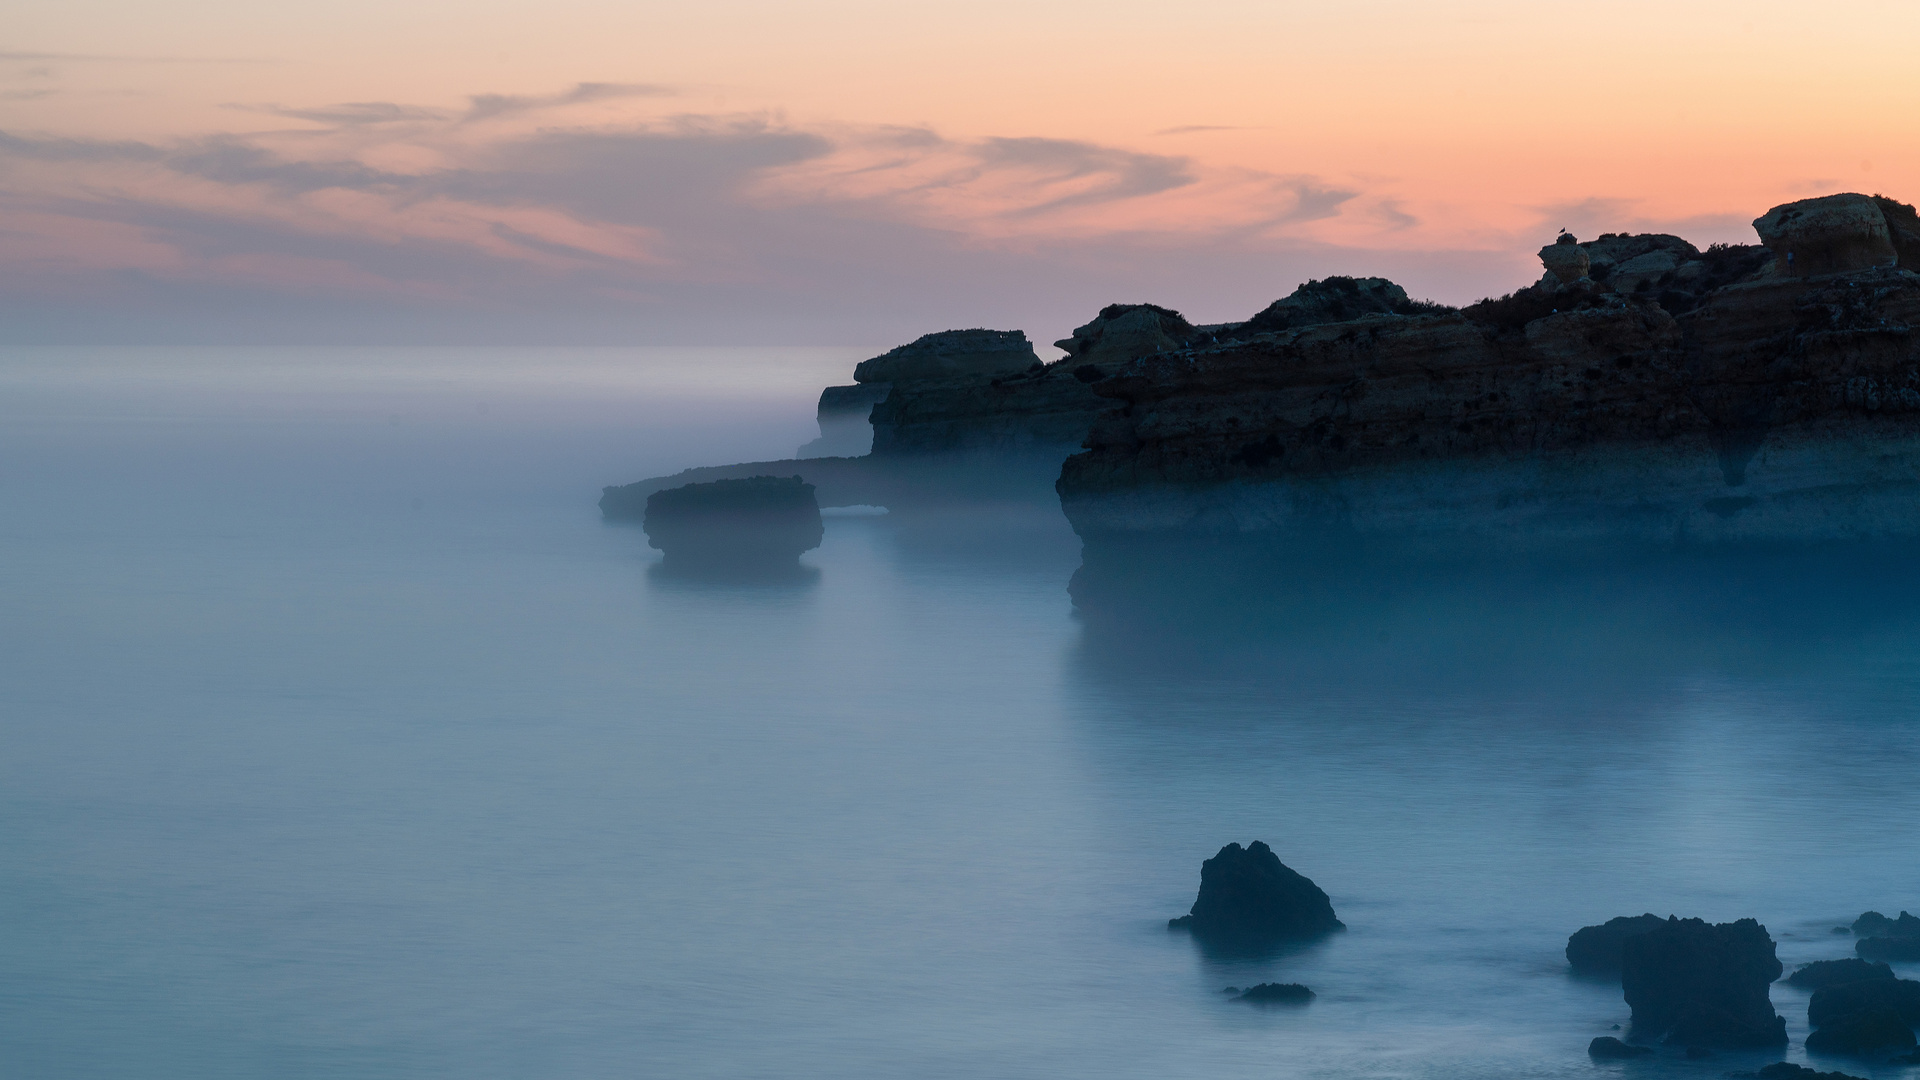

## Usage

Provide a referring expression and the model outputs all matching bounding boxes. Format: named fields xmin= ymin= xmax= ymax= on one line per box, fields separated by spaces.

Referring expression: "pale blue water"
xmin=2 ymin=347 xmax=1918 ymax=1080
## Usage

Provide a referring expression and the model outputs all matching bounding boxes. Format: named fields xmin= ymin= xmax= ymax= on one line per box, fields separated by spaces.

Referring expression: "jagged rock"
xmin=1568 ymin=913 xmax=1667 ymax=975
xmin=1540 ymin=234 xmax=1591 ymax=283
xmin=1850 ymin=910 xmax=1920 ymax=939
xmin=1804 ymin=1007 xmax=1918 ymax=1056
xmin=1808 ymin=977 xmax=1920 ymax=1028
xmin=1168 ymin=841 xmax=1343 ymax=944
xmin=642 ymin=476 xmax=823 ymax=566
xmin=1235 ymin=982 xmax=1314 ymax=1003
xmin=1753 ymin=193 xmax=1902 ymax=276
xmin=1054 ymin=304 xmax=1196 ymax=364
xmin=1587 ymin=1036 xmax=1653 ymax=1059
xmin=1238 ymin=276 xmax=1441 ymax=336
xmin=1620 ymin=916 xmax=1787 ymax=1047
xmin=1785 ymin=959 xmax=1894 ymax=990
xmin=852 ymin=329 xmax=1039 ymax=384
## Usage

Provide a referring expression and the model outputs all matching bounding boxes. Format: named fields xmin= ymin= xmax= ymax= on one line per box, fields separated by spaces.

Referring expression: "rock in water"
xmin=1619 ymin=916 xmax=1787 ymax=1047
xmin=1749 ymin=1065 xmax=1871 ymax=1080
xmin=1234 ymin=982 xmax=1314 ymax=1003
xmin=1808 ymin=977 xmax=1920 ymax=1028
xmin=852 ymin=329 xmax=1038 ymax=384
xmin=642 ymin=476 xmax=824 ymax=568
xmin=1168 ymin=841 xmax=1343 ymax=944
xmin=1804 ymin=1006 xmax=1918 ymax=1056
xmin=1786 ymin=959 xmax=1895 ymax=990
xmin=1567 ymin=913 xmax=1666 ymax=976
xmin=1852 ymin=910 xmax=1920 ymax=960
xmin=1587 ymin=1036 xmax=1653 ymax=1059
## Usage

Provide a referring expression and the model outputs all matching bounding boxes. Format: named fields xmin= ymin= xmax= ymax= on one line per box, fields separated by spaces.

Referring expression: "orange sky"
xmin=5 ymin=0 xmax=1917 ymax=341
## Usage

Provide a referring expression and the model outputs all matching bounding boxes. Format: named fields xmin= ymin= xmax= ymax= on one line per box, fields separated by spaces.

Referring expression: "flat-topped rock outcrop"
xmin=1057 ymin=192 xmax=1920 ymax=550
xmin=642 ymin=476 xmax=824 ymax=567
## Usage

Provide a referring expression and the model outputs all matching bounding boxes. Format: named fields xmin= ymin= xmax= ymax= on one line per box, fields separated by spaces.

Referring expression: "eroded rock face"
xmin=1168 ymin=841 xmax=1343 ymax=945
xmin=1057 ymin=260 xmax=1920 ymax=547
xmin=853 ymin=329 xmax=1039 ymax=384
xmin=1619 ymin=916 xmax=1787 ymax=1047
xmin=1540 ymin=234 xmax=1591 ymax=283
xmin=1054 ymin=304 xmax=1197 ymax=365
xmin=642 ymin=476 xmax=824 ymax=566
xmin=1568 ymin=914 xmax=1667 ymax=976
xmin=797 ymin=383 xmax=892 ymax=458
xmin=1754 ymin=194 xmax=1903 ymax=276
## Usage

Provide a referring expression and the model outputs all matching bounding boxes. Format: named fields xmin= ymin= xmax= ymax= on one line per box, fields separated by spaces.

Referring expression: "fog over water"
xmin=3 ymin=347 xmax=1918 ymax=1080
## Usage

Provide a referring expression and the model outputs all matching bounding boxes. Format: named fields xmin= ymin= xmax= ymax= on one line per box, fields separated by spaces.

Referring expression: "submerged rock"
xmin=1786 ymin=959 xmax=1894 ymax=990
xmin=1587 ymin=1036 xmax=1653 ymax=1059
xmin=642 ymin=476 xmax=824 ymax=567
xmin=1568 ymin=913 xmax=1666 ymax=976
xmin=1168 ymin=841 xmax=1343 ymax=945
xmin=1620 ymin=916 xmax=1787 ymax=1047
xmin=1234 ymin=982 xmax=1314 ymax=1003
xmin=1804 ymin=1006 xmax=1918 ymax=1056
xmin=852 ymin=329 xmax=1039 ymax=384
xmin=1743 ymin=1064 xmax=1871 ymax=1080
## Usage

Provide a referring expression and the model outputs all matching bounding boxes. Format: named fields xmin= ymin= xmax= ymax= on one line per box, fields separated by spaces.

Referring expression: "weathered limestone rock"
xmin=852 ymin=329 xmax=1039 ymax=384
xmin=1539 ymin=233 xmax=1591 ymax=283
xmin=642 ymin=476 xmax=823 ymax=566
xmin=1568 ymin=913 xmax=1667 ymax=976
xmin=1054 ymin=304 xmax=1197 ymax=365
xmin=1753 ymin=194 xmax=1900 ymax=276
xmin=1168 ymin=841 xmax=1343 ymax=945
xmin=797 ymin=383 xmax=892 ymax=458
xmin=1620 ymin=917 xmax=1787 ymax=1047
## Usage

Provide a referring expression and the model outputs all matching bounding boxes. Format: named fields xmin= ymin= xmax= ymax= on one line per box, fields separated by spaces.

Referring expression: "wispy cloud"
xmin=0 ymin=50 xmax=268 ymax=64
xmin=462 ymin=82 xmax=674 ymax=123
xmin=1153 ymin=125 xmax=1247 ymax=136
xmin=241 ymin=101 xmax=451 ymax=127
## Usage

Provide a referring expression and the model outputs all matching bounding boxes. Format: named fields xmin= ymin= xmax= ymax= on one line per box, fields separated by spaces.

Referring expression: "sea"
xmin=2 ymin=346 xmax=1917 ymax=1080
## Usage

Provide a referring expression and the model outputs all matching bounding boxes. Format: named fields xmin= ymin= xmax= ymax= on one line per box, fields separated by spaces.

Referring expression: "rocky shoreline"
xmin=605 ymin=191 xmax=1920 ymax=552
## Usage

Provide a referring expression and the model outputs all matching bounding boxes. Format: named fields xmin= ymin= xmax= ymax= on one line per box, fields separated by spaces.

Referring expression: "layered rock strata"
xmin=1058 ymin=193 xmax=1920 ymax=550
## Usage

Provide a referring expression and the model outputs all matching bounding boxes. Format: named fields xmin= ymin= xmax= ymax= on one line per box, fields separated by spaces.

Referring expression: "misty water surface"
xmin=1 ymin=347 xmax=1917 ymax=1080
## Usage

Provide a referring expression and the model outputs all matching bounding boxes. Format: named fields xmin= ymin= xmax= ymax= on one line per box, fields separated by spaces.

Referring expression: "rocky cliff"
xmin=1057 ymin=193 xmax=1920 ymax=549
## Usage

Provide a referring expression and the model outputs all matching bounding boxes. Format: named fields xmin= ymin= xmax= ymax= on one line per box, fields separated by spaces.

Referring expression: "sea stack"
xmin=1168 ymin=841 xmax=1343 ymax=946
xmin=642 ymin=476 xmax=824 ymax=568
xmin=1567 ymin=913 xmax=1666 ymax=976
xmin=1619 ymin=916 xmax=1787 ymax=1047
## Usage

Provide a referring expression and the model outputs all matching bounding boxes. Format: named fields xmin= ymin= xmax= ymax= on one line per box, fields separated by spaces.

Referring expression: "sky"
xmin=4 ymin=0 xmax=1917 ymax=345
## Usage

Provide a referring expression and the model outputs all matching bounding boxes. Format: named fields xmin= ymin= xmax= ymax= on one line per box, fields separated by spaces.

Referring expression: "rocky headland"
xmin=1057 ymin=193 xmax=1920 ymax=550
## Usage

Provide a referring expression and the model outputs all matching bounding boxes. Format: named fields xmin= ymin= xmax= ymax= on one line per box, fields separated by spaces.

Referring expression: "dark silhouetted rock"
xmin=1787 ymin=959 xmax=1894 ymax=990
xmin=1805 ymin=1007 xmax=1917 ymax=1056
xmin=853 ymin=329 xmax=1039 ymax=384
xmin=797 ymin=383 xmax=893 ymax=458
xmin=1054 ymin=304 xmax=1197 ymax=365
xmin=1620 ymin=916 xmax=1787 ymax=1047
xmin=1588 ymin=1036 xmax=1653 ymax=1059
xmin=642 ymin=476 xmax=823 ymax=567
xmin=1168 ymin=841 xmax=1343 ymax=944
xmin=1568 ymin=913 xmax=1666 ymax=975
xmin=1745 ymin=1064 xmax=1870 ymax=1080
xmin=1858 ymin=937 xmax=1920 ymax=961
xmin=1808 ymin=977 xmax=1920 ymax=1028
xmin=1853 ymin=911 xmax=1897 ymax=936
xmin=1238 ymin=276 xmax=1444 ymax=337
xmin=1235 ymin=982 xmax=1314 ymax=1003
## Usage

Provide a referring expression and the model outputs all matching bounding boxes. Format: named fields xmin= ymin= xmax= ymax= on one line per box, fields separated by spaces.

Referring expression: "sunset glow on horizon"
xmin=6 ymin=0 xmax=1917 ymax=343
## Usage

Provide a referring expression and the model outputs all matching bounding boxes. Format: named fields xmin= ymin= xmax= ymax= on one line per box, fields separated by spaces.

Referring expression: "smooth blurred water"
xmin=2 ymin=347 xmax=1918 ymax=1080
